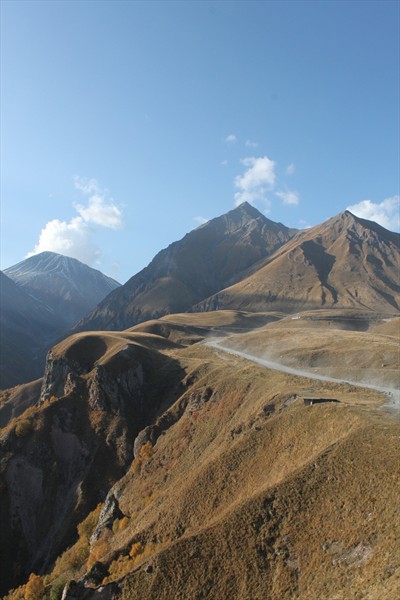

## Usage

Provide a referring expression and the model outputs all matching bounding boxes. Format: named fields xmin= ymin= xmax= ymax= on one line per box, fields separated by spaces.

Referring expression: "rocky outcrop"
xmin=40 ymin=348 xmax=145 ymax=416
xmin=39 ymin=352 xmax=84 ymax=404
xmin=90 ymin=492 xmax=124 ymax=544
xmin=61 ymin=580 xmax=120 ymax=599
xmin=87 ymin=362 xmax=144 ymax=413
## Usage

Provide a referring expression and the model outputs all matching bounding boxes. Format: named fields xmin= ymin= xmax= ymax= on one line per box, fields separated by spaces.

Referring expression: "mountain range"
xmin=74 ymin=202 xmax=296 ymax=332
xmin=2 ymin=205 xmax=399 ymax=390
xmin=76 ymin=203 xmax=399 ymax=334
xmin=196 ymin=210 xmax=400 ymax=314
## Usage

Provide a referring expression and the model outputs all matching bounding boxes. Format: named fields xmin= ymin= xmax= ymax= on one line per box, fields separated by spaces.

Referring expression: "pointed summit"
xmin=234 ymin=201 xmax=264 ymax=217
xmin=4 ymin=252 xmax=121 ymax=329
xmin=75 ymin=205 xmax=296 ymax=332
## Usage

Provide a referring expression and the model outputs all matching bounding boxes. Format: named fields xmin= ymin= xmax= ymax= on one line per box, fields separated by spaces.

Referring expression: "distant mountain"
xmin=1 ymin=253 xmax=120 ymax=388
xmin=5 ymin=251 xmax=120 ymax=329
xmin=75 ymin=202 xmax=296 ymax=332
xmin=0 ymin=272 xmax=60 ymax=388
xmin=195 ymin=211 xmax=400 ymax=314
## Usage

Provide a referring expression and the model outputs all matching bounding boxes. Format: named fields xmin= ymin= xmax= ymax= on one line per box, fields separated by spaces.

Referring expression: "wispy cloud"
xmin=194 ymin=216 xmax=209 ymax=226
xmin=299 ymin=219 xmax=312 ymax=229
xmin=28 ymin=178 xmax=123 ymax=265
xmin=346 ymin=196 xmax=399 ymax=231
xmin=245 ymin=139 xmax=258 ymax=148
xmin=73 ymin=176 xmax=122 ymax=229
xmin=286 ymin=163 xmax=295 ymax=175
xmin=234 ymin=156 xmax=276 ymax=208
xmin=276 ymin=189 xmax=300 ymax=206
xmin=221 ymin=159 xmax=228 ymax=166
xmin=225 ymin=133 xmax=237 ymax=143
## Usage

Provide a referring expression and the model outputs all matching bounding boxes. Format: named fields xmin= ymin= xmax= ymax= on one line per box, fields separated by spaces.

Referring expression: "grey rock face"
xmin=39 ymin=352 xmax=83 ymax=403
xmin=90 ymin=491 xmax=124 ymax=544
xmin=88 ymin=362 xmax=144 ymax=413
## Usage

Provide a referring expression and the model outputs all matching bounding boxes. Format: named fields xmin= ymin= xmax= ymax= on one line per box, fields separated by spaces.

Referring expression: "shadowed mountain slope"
xmin=1 ymin=253 xmax=121 ymax=389
xmin=195 ymin=211 xmax=400 ymax=314
xmin=4 ymin=251 xmax=120 ymax=329
xmin=0 ymin=272 xmax=61 ymax=389
xmin=74 ymin=202 xmax=295 ymax=332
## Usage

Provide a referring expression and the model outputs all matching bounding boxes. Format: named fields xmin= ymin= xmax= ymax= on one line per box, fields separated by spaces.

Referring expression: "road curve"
xmin=205 ymin=338 xmax=400 ymax=410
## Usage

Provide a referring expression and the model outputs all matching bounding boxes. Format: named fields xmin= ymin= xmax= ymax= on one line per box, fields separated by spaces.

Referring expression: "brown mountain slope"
xmin=195 ymin=211 xmax=400 ymax=314
xmin=3 ymin=310 xmax=399 ymax=599
xmin=74 ymin=203 xmax=295 ymax=332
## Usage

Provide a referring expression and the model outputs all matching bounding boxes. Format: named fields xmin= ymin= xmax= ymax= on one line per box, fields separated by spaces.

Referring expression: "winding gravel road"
xmin=206 ymin=338 xmax=400 ymax=410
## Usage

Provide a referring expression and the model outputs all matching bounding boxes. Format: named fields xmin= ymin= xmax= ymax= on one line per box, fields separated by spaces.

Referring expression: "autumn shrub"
xmin=15 ymin=419 xmax=33 ymax=438
xmin=129 ymin=541 xmax=143 ymax=559
xmin=86 ymin=535 xmax=111 ymax=570
xmin=112 ymin=518 xmax=121 ymax=533
xmin=51 ymin=536 xmax=89 ymax=577
xmin=140 ymin=441 xmax=154 ymax=461
xmin=50 ymin=504 xmax=102 ymax=580
xmin=130 ymin=441 xmax=154 ymax=475
xmin=49 ymin=577 xmax=68 ymax=600
xmin=24 ymin=573 xmax=44 ymax=600
xmin=119 ymin=516 xmax=129 ymax=530
xmin=77 ymin=504 xmax=102 ymax=539
xmin=102 ymin=555 xmax=136 ymax=584
xmin=5 ymin=587 xmax=25 ymax=600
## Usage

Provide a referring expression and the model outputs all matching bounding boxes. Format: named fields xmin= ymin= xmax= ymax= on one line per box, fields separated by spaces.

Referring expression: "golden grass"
xmin=3 ymin=310 xmax=399 ymax=599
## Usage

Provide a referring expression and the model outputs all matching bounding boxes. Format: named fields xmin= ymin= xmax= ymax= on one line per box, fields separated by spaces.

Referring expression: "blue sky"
xmin=1 ymin=0 xmax=399 ymax=283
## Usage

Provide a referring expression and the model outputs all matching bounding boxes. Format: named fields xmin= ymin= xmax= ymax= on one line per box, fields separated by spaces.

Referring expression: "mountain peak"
xmin=234 ymin=201 xmax=264 ymax=218
xmin=328 ymin=210 xmax=399 ymax=242
xmin=4 ymin=253 xmax=121 ymax=331
xmin=75 ymin=204 xmax=296 ymax=332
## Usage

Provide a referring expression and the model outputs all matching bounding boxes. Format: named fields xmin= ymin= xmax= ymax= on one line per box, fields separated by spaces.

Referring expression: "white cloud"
xmin=73 ymin=176 xmax=102 ymax=196
xmin=28 ymin=178 xmax=123 ymax=265
xmin=73 ymin=177 xmax=122 ymax=229
xmin=299 ymin=219 xmax=312 ymax=229
xmin=346 ymin=196 xmax=399 ymax=231
xmin=221 ymin=159 xmax=228 ymax=166
xmin=194 ymin=216 xmax=209 ymax=225
xmin=286 ymin=163 xmax=295 ymax=175
xmin=276 ymin=189 xmax=300 ymax=206
xmin=27 ymin=217 xmax=99 ymax=265
xmin=225 ymin=134 xmax=237 ymax=143
xmin=245 ymin=139 xmax=258 ymax=148
xmin=234 ymin=155 xmax=276 ymax=207
xmin=75 ymin=195 xmax=122 ymax=229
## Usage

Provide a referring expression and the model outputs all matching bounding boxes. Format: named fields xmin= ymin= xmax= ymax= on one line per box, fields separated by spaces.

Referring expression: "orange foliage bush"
xmin=140 ymin=441 xmax=154 ymax=460
xmin=129 ymin=541 xmax=143 ymax=559
xmin=119 ymin=516 xmax=130 ymax=530
xmin=87 ymin=536 xmax=110 ymax=570
xmin=24 ymin=573 xmax=44 ymax=600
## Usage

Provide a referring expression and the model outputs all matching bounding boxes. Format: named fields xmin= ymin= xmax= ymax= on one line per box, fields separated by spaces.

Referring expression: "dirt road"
xmin=206 ymin=338 xmax=400 ymax=410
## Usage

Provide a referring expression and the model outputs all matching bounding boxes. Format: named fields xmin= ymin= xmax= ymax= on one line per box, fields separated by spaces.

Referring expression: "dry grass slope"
xmin=2 ymin=310 xmax=399 ymax=599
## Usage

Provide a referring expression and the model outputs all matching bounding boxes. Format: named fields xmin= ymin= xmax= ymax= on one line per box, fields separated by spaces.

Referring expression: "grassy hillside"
xmin=2 ymin=310 xmax=399 ymax=599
